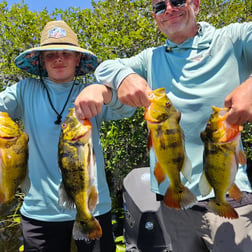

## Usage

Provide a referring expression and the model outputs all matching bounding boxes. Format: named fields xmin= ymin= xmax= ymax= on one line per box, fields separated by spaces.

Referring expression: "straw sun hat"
xmin=15 ymin=20 xmax=99 ymax=76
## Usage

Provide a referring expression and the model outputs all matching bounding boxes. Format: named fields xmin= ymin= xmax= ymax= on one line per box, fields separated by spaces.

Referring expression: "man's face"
xmin=41 ymin=50 xmax=81 ymax=83
xmin=151 ymin=0 xmax=199 ymax=42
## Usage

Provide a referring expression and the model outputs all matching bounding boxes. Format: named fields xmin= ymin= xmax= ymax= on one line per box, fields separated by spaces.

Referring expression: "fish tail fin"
xmin=163 ymin=185 xmax=197 ymax=210
xmin=207 ymin=199 xmax=239 ymax=219
xmin=73 ymin=217 xmax=102 ymax=241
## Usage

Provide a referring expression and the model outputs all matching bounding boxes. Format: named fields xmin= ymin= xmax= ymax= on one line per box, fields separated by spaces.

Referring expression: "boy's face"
xmin=41 ymin=50 xmax=81 ymax=83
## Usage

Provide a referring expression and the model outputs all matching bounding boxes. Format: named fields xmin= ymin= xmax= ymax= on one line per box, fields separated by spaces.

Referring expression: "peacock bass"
xmin=0 ymin=112 xmax=29 ymax=215
xmin=145 ymin=88 xmax=197 ymax=210
xmin=58 ymin=108 xmax=102 ymax=240
xmin=199 ymin=106 xmax=246 ymax=219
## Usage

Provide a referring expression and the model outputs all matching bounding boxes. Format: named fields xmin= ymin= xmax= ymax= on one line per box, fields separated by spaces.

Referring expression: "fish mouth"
xmin=71 ymin=134 xmax=87 ymax=142
xmin=144 ymin=110 xmax=168 ymax=124
xmin=0 ymin=135 xmax=18 ymax=141
xmin=71 ymin=129 xmax=91 ymax=142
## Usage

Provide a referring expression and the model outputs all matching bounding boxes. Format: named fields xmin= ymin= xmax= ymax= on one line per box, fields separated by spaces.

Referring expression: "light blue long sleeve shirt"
xmin=95 ymin=22 xmax=252 ymax=200
xmin=0 ymin=77 xmax=135 ymax=221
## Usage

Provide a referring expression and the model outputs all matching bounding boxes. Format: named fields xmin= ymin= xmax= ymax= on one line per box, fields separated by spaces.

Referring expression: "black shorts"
xmin=21 ymin=211 xmax=116 ymax=252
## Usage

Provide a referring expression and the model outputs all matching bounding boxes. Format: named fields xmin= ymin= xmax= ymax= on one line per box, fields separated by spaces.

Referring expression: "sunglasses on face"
xmin=153 ymin=0 xmax=186 ymax=15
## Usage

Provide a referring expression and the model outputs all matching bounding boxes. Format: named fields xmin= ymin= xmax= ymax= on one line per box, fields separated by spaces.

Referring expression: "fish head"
xmin=61 ymin=108 xmax=92 ymax=143
xmin=0 ymin=112 xmax=23 ymax=146
xmin=201 ymin=106 xmax=242 ymax=143
xmin=144 ymin=88 xmax=176 ymax=123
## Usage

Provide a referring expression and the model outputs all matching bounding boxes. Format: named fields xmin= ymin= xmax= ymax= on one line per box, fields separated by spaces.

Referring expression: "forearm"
xmin=101 ymin=85 xmax=112 ymax=104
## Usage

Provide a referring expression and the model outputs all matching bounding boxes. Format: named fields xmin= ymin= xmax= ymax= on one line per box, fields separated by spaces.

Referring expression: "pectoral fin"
xmin=147 ymin=132 xmax=153 ymax=151
xmin=154 ymin=162 xmax=166 ymax=185
xmin=238 ymin=150 xmax=247 ymax=166
xmin=58 ymin=182 xmax=75 ymax=209
xmin=228 ymin=183 xmax=242 ymax=201
xmin=199 ymin=171 xmax=212 ymax=197
xmin=20 ymin=173 xmax=31 ymax=195
xmin=181 ymin=154 xmax=192 ymax=183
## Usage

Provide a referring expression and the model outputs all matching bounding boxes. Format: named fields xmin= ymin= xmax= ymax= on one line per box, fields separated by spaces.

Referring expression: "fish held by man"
xmin=144 ymin=88 xmax=197 ymax=210
xmin=58 ymin=108 xmax=102 ymax=241
xmin=199 ymin=106 xmax=246 ymax=219
xmin=0 ymin=112 xmax=29 ymax=216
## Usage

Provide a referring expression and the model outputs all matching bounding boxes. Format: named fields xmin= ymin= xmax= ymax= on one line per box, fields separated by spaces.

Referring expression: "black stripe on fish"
xmin=172 ymin=156 xmax=185 ymax=165
xmin=164 ymin=128 xmax=178 ymax=136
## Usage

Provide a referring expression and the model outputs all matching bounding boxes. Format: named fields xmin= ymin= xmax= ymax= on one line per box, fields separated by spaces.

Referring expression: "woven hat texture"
xmin=15 ymin=20 xmax=99 ymax=76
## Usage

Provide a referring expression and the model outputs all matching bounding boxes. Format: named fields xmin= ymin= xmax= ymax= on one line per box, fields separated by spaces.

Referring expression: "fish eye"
xmin=62 ymin=123 xmax=67 ymax=129
xmin=165 ymin=102 xmax=171 ymax=108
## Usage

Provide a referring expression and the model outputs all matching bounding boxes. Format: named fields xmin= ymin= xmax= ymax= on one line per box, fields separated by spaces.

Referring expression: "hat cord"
xmin=40 ymin=77 xmax=76 ymax=124
xmin=38 ymin=57 xmax=81 ymax=124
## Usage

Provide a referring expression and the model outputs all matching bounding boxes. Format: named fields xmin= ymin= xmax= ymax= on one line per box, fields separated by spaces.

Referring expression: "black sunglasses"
xmin=153 ymin=0 xmax=186 ymax=15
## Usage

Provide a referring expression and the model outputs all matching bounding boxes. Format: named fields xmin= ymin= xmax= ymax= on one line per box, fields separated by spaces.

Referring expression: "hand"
xmin=118 ymin=73 xmax=152 ymax=107
xmin=225 ymin=77 xmax=252 ymax=125
xmin=75 ymin=84 xmax=112 ymax=119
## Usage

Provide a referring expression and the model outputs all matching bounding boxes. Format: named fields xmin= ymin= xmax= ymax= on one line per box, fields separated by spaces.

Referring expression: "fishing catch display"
xmin=0 ymin=112 xmax=29 ymax=216
xmin=199 ymin=106 xmax=246 ymax=219
xmin=58 ymin=108 xmax=102 ymax=240
xmin=145 ymin=88 xmax=197 ymax=210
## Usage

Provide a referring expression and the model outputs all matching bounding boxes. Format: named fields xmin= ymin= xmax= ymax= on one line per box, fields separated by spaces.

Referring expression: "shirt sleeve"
xmin=0 ymin=81 xmax=24 ymax=120
xmin=94 ymin=48 xmax=152 ymax=89
xmin=229 ymin=22 xmax=252 ymax=73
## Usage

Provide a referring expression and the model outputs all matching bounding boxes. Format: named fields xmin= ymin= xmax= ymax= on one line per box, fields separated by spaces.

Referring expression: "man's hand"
xmin=118 ymin=73 xmax=152 ymax=107
xmin=225 ymin=77 xmax=252 ymax=125
xmin=75 ymin=84 xmax=112 ymax=120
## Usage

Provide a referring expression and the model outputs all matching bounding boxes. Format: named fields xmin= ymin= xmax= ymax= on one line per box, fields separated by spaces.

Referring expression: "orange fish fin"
xmin=238 ymin=150 xmax=247 ymax=165
xmin=83 ymin=118 xmax=92 ymax=127
xmin=228 ymin=183 xmax=242 ymax=201
xmin=207 ymin=199 xmax=239 ymax=219
xmin=154 ymin=162 xmax=166 ymax=185
xmin=163 ymin=185 xmax=197 ymax=210
xmin=199 ymin=171 xmax=212 ymax=197
xmin=181 ymin=154 xmax=192 ymax=183
xmin=147 ymin=132 xmax=153 ymax=151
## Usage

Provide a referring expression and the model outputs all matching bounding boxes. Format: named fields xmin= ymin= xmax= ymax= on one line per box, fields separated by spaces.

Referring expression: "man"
xmin=75 ymin=0 xmax=252 ymax=251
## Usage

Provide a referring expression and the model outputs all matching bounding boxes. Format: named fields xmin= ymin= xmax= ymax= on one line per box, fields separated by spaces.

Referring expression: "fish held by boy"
xmin=144 ymin=88 xmax=197 ymax=210
xmin=0 ymin=112 xmax=29 ymax=216
xmin=199 ymin=106 xmax=246 ymax=219
xmin=58 ymin=108 xmax=102 ymax=240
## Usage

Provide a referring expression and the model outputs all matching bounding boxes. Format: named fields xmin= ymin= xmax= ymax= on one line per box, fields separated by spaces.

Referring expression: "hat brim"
xmin=14 ymin=45 xmax=100 ymax=76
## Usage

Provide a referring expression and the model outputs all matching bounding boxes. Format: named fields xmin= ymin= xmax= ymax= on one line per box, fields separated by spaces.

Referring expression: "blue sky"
xmin=6 ymin=0 xmax=93 ymax=12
